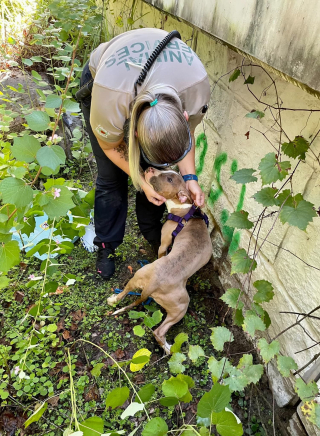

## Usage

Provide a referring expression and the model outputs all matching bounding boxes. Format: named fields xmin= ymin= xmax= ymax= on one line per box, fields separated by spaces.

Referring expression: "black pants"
xmin=79 ymin=63 xmax=165 ymax=249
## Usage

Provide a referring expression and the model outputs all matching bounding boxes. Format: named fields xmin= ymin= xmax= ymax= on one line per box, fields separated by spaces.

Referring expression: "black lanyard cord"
xmin=134 ymin=30 xmax=181 ymax=97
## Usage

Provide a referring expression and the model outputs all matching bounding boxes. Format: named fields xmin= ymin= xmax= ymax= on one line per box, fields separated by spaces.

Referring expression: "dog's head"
xmin=144 ymin=167 xmax=192 ymax=203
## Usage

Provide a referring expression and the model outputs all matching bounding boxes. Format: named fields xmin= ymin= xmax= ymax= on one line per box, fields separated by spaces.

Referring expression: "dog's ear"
xmin=177 ymin=189 xmax=192 ymax=204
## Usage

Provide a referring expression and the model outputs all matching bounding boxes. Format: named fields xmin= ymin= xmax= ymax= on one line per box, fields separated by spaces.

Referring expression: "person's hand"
xmin=141 ymin=178 xmax=166 ymax=206
xmin=186 ymin=180 xmax=205 ymax=207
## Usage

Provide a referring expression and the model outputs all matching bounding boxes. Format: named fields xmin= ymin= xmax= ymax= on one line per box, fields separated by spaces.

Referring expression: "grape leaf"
xmin=281 ymin=136 xmax=309 ymax=160
xmin=208 ymin=357 xmax=232 ymax=382
xmin=177 ymin=374 xmax=195 ymax=389
xmin=135 ymin=383 xmax=155 ymax=403
xmin=171 ymin=332 xmax=188 ymax=353
xmin=253 ymin=280 xmax=275 ymax=303
xmin=25 ymin=111 xmax=50 ymax=131
xmin=36 ymin=145 xmax=66 ymax=171
xmin=45 ymin=94 xmax=62 ymax=109
xmin=245 ymin=110 xmax=264 ymax=119
xmin=258 ymin=152 xmax=291 ymax=185
xmin=162 ymin=376 xmax=188 ymax=399
xmin=168 ymin=352 xmax=186 ymax=374
xmin=231 ymin=249 xmax=257 ymax=275
xmin=12 ymin=135 xmax=41 ymax=163
xmin=277 ymin=355 xmax=298 ymax=377
xmin=279 ymin=199 xmax=317 ymax=231
xmin=226 ymin=210 xmax=253 ymax=229
xmin=224 ymin=367 xmax=249 ymax=392
xmin=220 ymin=288 xmax=243 ymax=309
xmin=244 ymin=75 xmax=255 ymax=84
xmin=229 ymin=69 xmax=240 ymax=82
xmin=257 ymin=338 xmax=280 ymax=363
xmin=253 ymin=187 xmax=277 ymax=206
xmin=242 ymin=364 xmax=264 ymax=384
xmin=142 ymin=417 xmax=168 ymax=436
xmin=79 ymin=416 xmax=104 ymax=436
xmin=0 ymin=177 xmax=33 ymax=208
xmin=230 ymin=168 xmax=257 ymax=184
xmin=188 ymin=345 xmax=205 ymax=362
xmin=197 ymin=384 xmax=231 ymax=418
xmin=295 ymin=378 xmax=319 ymax=402
xmin=210 ymin=326 xmax=234 ymax=351
xmin=275 ymin=189 xmax=294 ymax=207
xmin=243 ymin=315 xmax=266 ymax=337
xmin=211 ymin=409 xmax=243 ymax=436
xmin=105 ymin=386 xmax=130 ymax=409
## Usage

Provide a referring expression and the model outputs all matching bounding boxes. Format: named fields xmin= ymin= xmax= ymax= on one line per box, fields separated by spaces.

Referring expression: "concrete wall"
xmin=102 ymin=0 xmax=320 ymax=419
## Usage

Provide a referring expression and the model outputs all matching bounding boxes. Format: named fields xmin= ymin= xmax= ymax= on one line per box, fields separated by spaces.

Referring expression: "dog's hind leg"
xmin=111 ymin=296 xmax=146 ymax=315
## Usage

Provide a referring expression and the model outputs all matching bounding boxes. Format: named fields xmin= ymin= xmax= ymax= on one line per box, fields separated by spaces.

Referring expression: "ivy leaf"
xmin=220 ymin=288 xmax=243 ymax=309
xmin=0 ymin=240 xmax=20 ymax=273
xmin=230 ymin=168 xmax=257 ymax=184
xmin=208 ymin=357 xmax=232 ymax=382
xmin=277 ymin=356 xmax=298 ymax=377
xmin=253 ymin=280 xmax=275 ymax=303
xmin=170 ymin=332 xmax=188 ymax=353
xmin=229 ymin=69 xmax=240 ymax=82
xmin=168 ymin=352 xmax=186 ymax=374
xmin=226 ymin=211 xmax=253 ymax=230
xmin=0 ymin=177 xmax=33 ymax=208
xmin=142 ymin=417 xmax=168 ymax=436
xmin=253 ymin=187 xmax=277 ymax=207
xmin=211 ymin=410 xmax=243 ymax=436
xmin=12 ymin=135 xmax=41 ymax=163
xmin=105 ymin=386 xmax=130 ymax=410
xmin=244 ymin=75 xmax=255 ymax=84
xmin=43 ymin=186 xmax=75 ymax=220
xmin=91 ymin=363 xmax=104 ymax=377
xmin=24 ymin=402 xmax=48 ymax=428
xmin=230 ymin=249 xmax=257 ymax=275
xmin=280 ymin=199 xmax=317 ymax=231
xmin=45 ymin=94 xmax=62 ymax=109
xmin=258 ymin=338 xmax=280 ymax=363
xmin=210 ymin=326 xmax=234 ymax=352
xmin=36 ymin=145 xmax=66 ymax=171
xmin=224 ymin=367 xmax=249 ymax=392
xmin=197 ymin=384 xmax=231 ymax=418
xmin=79 ymin=416 xmax=104 ymax=436
xmin=259 ymin=153 xmax=291 ymax=185
xmin=63 ymin=99 xmax=81 ymax=112
xmin=121 ymin=402 xmax=144 ymax=419
xmin=162 ymin=376 xmax=188 ymax=399
xmin=282 ymin=136 xmax=309 ymax=160
xmin=25 ymin=111 xmax=50 ymax=131
xmin=245 ymin=110 xmax=264 ymax=119
xmin=133 ymin=325 xmax=145 ymax=337
xmin=135 ymin=384 xmax=155 ymax=403
xmin=243 ymin=315 xmax=266 ymax=337
xmin=188 ymin=345 xmax=205 ymax=362
xmin=130 ymin=349 xmax=151 ymax=372
xmin=295 ymin=379 xmax=319 ymax=402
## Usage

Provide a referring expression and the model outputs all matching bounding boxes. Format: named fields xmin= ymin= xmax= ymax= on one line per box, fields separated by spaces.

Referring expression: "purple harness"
xmin=167 ymin=204 xmax=209 ymax=242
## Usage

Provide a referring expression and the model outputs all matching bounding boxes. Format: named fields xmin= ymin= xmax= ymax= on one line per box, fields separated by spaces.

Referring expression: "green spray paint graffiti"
xmin=195 ymin=134 xmax=246 ymax=255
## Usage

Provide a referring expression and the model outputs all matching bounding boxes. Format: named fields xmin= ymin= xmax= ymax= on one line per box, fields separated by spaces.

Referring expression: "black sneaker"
xmin=147 ymin=239 xmax=161 ymax=257
xmin=96 ymin=242 xmax=115 ymax=279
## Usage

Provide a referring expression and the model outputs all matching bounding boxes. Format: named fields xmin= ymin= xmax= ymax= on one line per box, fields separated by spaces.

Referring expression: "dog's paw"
xmin=163 ymin=341 xmax=172 ymax=355
xmin=107 ymin=295 xmax=118 ymax=306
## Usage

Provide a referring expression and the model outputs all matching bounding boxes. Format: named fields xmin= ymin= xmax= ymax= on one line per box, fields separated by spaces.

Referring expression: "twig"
xmin=293 ymin=353 xmax=320 ymax=376
xmin=280 ymin=311 xmax=320 ymax=321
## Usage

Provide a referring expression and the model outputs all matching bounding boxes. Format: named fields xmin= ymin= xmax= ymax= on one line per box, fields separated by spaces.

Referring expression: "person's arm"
xmin=177 ymin=131 xmax=205 ymax=207
xmin=97 ymin=138 xmax=166 ymax=206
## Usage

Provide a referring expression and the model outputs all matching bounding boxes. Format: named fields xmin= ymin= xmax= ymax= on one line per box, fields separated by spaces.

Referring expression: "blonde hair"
xmin=128 ymin=90 xmax=190 ymax=190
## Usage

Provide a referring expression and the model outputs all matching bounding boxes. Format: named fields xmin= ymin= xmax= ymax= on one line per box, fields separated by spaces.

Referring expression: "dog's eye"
xmin=167 ymin=177 xmax=173 ymax=183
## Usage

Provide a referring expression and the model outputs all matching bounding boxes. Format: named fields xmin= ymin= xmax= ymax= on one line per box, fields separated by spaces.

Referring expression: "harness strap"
xmin=167 ymin=204 xmax=209 ymax=242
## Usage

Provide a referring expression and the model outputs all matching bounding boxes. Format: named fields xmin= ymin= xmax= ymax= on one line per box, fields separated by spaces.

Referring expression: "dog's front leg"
xmin=158 ymin=221 xmax=175 ymax=258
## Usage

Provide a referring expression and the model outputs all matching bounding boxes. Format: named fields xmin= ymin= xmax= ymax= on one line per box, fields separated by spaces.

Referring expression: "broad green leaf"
xmin=130 ymin=348 xmax=151 ymax=372
xmin=275 ymin=189 xmax=294 ymax=207
xmin=277 ymin=356 xmax=298 ymax=377
xmin=188 ymin=345 xmax=205 ymax=362
xmin=295 ymin=379 xmax=319 ymax=402
xmin=237 ymin=354 xmax=253 ymax=368
xmin=121 ymin=402 xmax=144 ymax=419
xmin=282 ymin=136 xmax=309 ymax=160
xmin=159 ymin=397 xmax=179 ymax=407
xmin=36 ymin=145 xmax=66 ymax=171
xmin=162 ymin=376 xmax=188 ymax=399
xmin=244 ymin=75 xmax=255 ymax=84
xmin=0 ymin=276 xmax=10 ymax=289
xmin=253 ymin=187 xmax=277 ymax=207
xmin=0 ymin=240 xmax=20 ymax=273
xmin=171 ymin=332 xmax=188 ymax=353
xmin=197 ymin=384 xmax=231 ymax=418
xmin=45 ymin=94 xmax=62 ymax=109
xmin=230 ymin=168 xmax=257 ymax=184
xmin=133 ymin=325 xmax=145 ymax=337
xmin=128 ymin=311 xmax=145 ymax=319
xmin=63 ymin=99 xmax=81 ymax=112
xmin=43 ymin=185 xmax=75 ymax=219
xmin=258 ymin=152 xmax=291 ymax=185
xmin=31 ymin=70 xmax=42 ymax=80
xmin=243 ymin=315 xmax=266 ymax=337
xmin=91 ymin=363 xmax=104 ymax=377
xmin=224 ymin=367 xmax=249 ymax=392
xmin=210 ymin=326 xmax=234 ymax=351
xmin=22 ymin=58 xmax=33 ymax=66
xmin=168 ymin=352 xmax=186 ymax=374
xmin=177 ymin=374 xmax=195 ymax=389
xmin=226 ymin=211 xmax=253 ymax=230
xmin=0 ymin=177 xmax=33 ymax=208
xmin=245 ymin=110 xmax=264 ymax=119
xmin=105 ymin=387 xmax=130 ymax=409
xmin=220 ymin=288 xmax=243 ymax=309
xmin=25 ymin=111 xmax=50 ymax=131
xmin=31 ymin=56 xmax=42 ymax=62
xmin=233 ymin=308 xmax=244 ymax=327
xmin=280 ymin=199 xmax=317 ymax=231
xmin=258 ymin=338 xmax=280 ymax=363
xmin=12 ymin=135 xmax=41 ymax=163
xmin=230 ymin=249 xmax=257 ymax=275
xmin=229 ymin=69 xmax=240 ymax=82
xmin=25 ymin=402 xmax=47 ymax=428
xmin=253 ymin=280 xmax=274 ymax=303
xmin=208 ymin=357 xmax=232 ymax=382
xmin=79 ymin=416 xmax=104 ymax=436
xmin=47 ymin=323 xmax=57 ymax=332
xmin=142 ymin=417 xmax=168 ymax=436
xmin=242 ymin=364 xmax=264 ymax=385
xmin=135 ymin=384 xmax=155 ymax=403
xmin=131 ymin=356 xmax=150 ymax=365
xmin=211 ymin=410 xmax=243 ymax=436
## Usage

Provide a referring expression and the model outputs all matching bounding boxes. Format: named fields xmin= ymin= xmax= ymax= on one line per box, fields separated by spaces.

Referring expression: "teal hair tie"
xmin=150 ymin=99 xmax=158 ymax=107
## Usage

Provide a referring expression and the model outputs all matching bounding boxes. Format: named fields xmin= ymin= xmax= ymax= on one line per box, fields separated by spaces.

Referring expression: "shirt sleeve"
xmin=90 ymin=84 xmax=131 ymax=146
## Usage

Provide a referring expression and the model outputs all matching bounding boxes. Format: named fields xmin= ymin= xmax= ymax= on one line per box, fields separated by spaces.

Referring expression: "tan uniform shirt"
xmin=89 ymin=28 xmax=210 ymax=146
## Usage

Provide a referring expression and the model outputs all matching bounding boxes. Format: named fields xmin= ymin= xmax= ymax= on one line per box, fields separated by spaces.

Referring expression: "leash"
xmin=167 ymin=204 xmax=209 ymax=242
